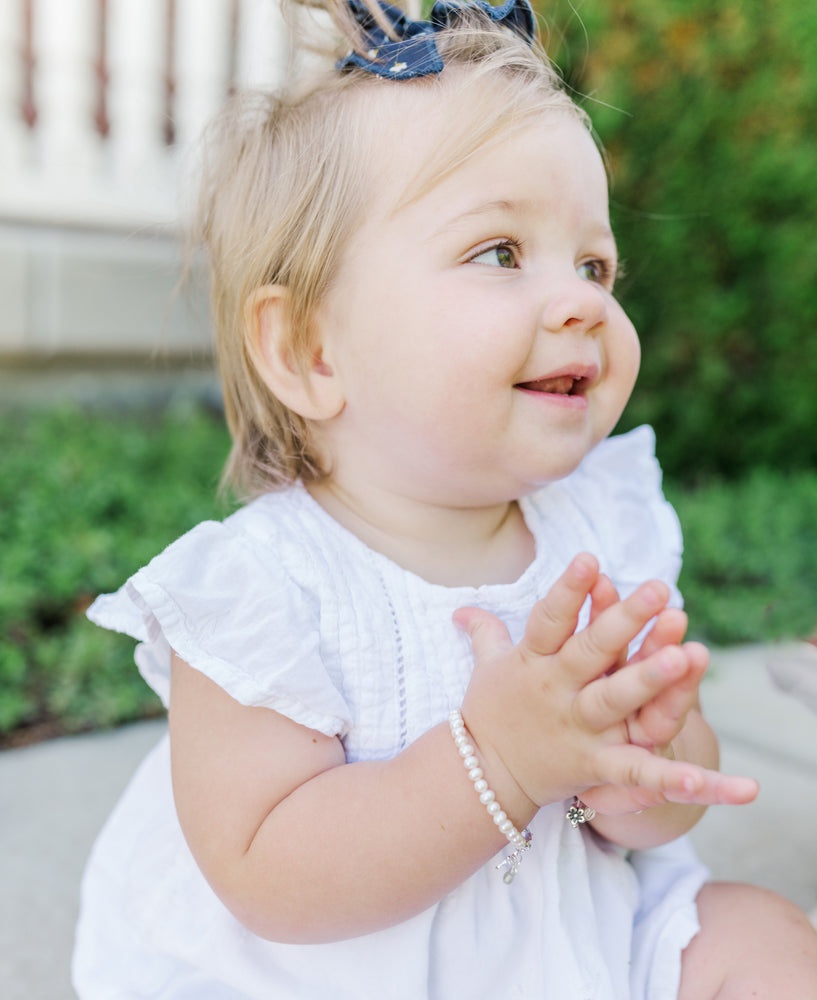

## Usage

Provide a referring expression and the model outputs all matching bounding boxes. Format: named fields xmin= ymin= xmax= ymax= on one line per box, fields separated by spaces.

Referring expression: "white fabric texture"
xmin=74 ymin=426 xmax=708 ymax=999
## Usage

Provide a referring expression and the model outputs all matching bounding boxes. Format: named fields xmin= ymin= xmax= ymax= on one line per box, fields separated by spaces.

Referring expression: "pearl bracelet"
xmin=448 ymin=709 xmax=532 ymax=883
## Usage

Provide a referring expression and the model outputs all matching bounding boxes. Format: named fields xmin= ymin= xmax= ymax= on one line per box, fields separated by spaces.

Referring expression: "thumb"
xmin=453 ymin=606 xmax=512 ymax=661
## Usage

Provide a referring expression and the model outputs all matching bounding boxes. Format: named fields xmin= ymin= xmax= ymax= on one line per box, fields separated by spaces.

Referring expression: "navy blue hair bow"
xmin=337 ymin=0 xmax=536 ymax=80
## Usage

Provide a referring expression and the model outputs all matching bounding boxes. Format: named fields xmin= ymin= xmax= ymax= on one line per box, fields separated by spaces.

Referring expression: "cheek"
xmin=626 ymin=328 xmax=642 ymax=387
xmin=608 ymin=316 xmax=641 ymax=385
xmin=621 ymin=332 xmax=641 ymax=388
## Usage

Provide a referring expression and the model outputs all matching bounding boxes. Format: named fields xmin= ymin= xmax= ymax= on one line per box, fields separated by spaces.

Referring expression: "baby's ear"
xmin=244 ymin=285 xmax=344 ymax=421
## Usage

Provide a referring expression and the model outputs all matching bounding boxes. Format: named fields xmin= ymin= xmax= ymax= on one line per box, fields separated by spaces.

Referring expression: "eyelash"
xmin=466 ymin=241 xmax=623 ymax=291
xmin=466 ymin=239 xmax=524 ymax=268
xmin=579 ymin=257 xmax=618 ymax=288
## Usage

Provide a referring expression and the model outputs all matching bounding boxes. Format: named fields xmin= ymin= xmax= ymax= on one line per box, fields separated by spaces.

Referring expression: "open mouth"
xmin=515 ymin=368 xmax=597 ymax=397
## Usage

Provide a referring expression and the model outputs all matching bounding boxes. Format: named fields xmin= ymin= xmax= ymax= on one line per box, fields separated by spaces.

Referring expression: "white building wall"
xmin=0 ymin=0 xmax=291 ymax=362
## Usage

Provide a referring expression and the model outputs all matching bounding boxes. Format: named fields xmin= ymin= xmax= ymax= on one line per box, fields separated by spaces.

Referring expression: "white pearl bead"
xmin=449 ymin=708 xmax=532 ymax=875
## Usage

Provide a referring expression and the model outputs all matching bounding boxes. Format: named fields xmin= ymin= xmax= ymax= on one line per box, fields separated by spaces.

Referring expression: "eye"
xmin=577 ymin=258 xmax=615 ymax=287
xmin=468 ymin=241 xmax=521 ymax=269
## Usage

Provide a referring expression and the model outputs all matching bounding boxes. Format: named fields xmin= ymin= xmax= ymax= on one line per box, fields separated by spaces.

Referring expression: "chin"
xmin=506 ymin=462 xmax=588 ymax=501
xmin=531 ymin=444 xmax=598 ymax=486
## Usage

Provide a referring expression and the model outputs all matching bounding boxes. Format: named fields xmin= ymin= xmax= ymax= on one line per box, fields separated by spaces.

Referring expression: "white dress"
xmin=73 ymin=426 xmax=709 ymax=1000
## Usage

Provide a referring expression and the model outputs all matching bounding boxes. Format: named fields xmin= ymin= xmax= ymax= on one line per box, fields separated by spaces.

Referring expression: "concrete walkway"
xmin=2 ymin=644 xmax=816 ymax=1000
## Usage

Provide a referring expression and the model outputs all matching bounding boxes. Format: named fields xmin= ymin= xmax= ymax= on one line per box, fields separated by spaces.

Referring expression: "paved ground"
xmin=2 ymin=643 xmax=816 ymax=1000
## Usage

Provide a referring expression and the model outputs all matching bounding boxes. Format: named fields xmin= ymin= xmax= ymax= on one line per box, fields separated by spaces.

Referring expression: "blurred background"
xmin=1 ymin=0 xmax=816 ymax=746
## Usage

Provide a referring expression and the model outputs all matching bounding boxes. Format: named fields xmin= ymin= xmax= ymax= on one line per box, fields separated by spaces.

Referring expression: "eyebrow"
xmin=429 ymin=198 xmax=617 ymax=246
xmin=430 ymin=199 xmax=525 ymax=239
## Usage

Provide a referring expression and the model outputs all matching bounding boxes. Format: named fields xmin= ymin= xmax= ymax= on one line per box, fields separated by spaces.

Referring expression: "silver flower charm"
xmin=566 ymin=797 xmax=596 ymax=829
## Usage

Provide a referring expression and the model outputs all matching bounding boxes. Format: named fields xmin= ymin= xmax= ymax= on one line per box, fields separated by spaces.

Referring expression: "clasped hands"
xmin=454 ymin=553 xmax=758 ymax=821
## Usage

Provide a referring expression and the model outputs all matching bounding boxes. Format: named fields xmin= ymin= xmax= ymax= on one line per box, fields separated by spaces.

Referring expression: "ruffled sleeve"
xmin=562 ymin=425 xmax=684 ymax=607
xmin=87 ymin=520 xmax=352 ymax=738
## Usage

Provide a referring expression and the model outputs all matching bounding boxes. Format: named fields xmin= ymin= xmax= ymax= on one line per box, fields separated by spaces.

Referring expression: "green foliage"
xmin=1 ymin=406 xmax=814 ymax=744
xmin=668 ymin=468 xmax=817 ymax=643
xmin=0 ymin=404 xmax=231 ymax=743
xmin=542 ymin=0 xmax=817 ymax=479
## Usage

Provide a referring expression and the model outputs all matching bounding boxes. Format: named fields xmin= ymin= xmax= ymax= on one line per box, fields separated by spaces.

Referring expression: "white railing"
xmin=0 ymin=0 xmax=291 ymax=231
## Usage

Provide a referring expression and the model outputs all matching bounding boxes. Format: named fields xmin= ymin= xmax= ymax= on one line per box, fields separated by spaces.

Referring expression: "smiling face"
xmin=311 ymin=91 xmax=640 ymax=510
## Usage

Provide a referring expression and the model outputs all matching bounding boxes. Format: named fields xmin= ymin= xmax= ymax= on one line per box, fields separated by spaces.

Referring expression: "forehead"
xmin=356 ymin=83 xmax=608 ymax=233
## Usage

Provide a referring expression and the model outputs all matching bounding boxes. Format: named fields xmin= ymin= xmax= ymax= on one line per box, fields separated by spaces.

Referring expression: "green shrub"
xmin=2 ymin=406 xmax=815 ymax=744
xmin=668 ymin=468 xmax=817 ymax=643
xmin=0 ymin=405 xmax=231 ymax=743
xmin=543 ymin=0 xmax=817 ymax=480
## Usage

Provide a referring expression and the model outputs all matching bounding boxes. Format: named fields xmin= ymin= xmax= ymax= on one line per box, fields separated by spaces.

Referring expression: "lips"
xmin=520 ymin=375 xmax=579 ymax=395
xmin=515 ymin=364 xmax=599 ymax=396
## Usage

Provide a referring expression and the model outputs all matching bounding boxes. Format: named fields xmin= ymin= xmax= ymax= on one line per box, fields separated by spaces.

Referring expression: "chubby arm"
xmin=168 ymin=654 xmax=534 ymax=944
xmin=169 ymin=556 xmax=755 ymax=944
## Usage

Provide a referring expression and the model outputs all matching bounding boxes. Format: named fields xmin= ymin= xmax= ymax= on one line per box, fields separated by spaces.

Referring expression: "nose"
xmin=540 ymin=273 xmax=608 ymax=335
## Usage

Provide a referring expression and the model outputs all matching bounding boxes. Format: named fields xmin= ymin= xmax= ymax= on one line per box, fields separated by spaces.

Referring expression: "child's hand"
xmin=587 ymin=573 xmax=707 ymax=751
xmin=578 ymin=576 xmax=714 ymax=816
xmin=454 ymin=555 xmax=753 ymax=815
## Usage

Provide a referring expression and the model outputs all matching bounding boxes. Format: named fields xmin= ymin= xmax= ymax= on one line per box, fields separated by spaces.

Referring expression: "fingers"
xmin=630 ymin=642 xmax=709 ymax=747
xmin=589 ymin=573 xmax=619 ymax=625
xmin=589 ymin=574 xmax=628 ymax=673
xmin=595 ymin=745 xmax=759 ymax=806
xmin=578 ymin=645 xmax=691 ymax=732
xmin=456 ymin=553 xmax=600 ymax=665
xmin=559 ymin=579 xmax=670 ymax=685
xmin=452 ymin=606 xmax=513 ymax=662
xmin=630 ymin=607 xmax=688 ymax=663
xmin=521 ymin=553 xmax=599 ymax=657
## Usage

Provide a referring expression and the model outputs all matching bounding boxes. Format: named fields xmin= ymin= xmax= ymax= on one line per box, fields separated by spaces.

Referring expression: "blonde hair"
xmin=192 ymin=0 xmax=587 ymax=498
